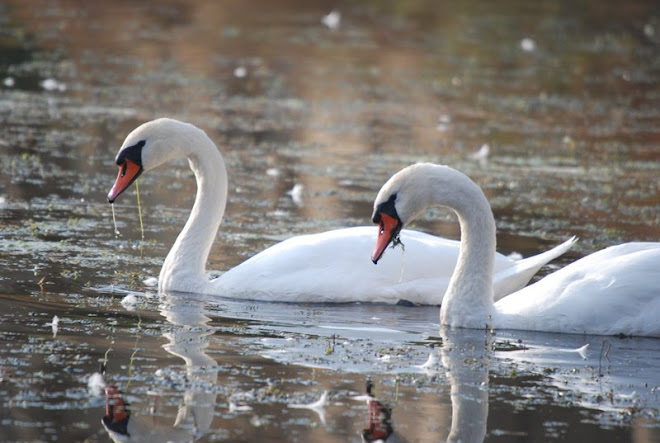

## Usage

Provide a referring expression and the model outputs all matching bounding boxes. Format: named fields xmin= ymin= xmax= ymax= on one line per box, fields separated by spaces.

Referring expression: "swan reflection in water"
xmin=360 ymin=378 xmax=394 ymax=442
xmin=357 ymin=328 xmax=489 ymax=443
xmin=103 ymin=292 xmax=218 ymax=442
xmin=440 ymin=328 xmax=490 ymax=443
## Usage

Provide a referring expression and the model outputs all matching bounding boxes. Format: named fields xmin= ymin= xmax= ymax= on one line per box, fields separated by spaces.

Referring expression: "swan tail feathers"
xmin=493 ymin=236 xmax=577 ymax=300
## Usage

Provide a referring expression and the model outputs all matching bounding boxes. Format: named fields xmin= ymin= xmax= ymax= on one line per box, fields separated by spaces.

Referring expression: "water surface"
xmin=1 ymin=0 xmax=659 ymax=441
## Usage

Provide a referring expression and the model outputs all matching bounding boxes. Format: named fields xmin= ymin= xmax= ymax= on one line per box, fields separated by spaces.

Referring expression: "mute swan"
xmin=371 ymin=163 xmax=660 ymax=336
xmin=107 ymin=118 xmax=573 ymax=303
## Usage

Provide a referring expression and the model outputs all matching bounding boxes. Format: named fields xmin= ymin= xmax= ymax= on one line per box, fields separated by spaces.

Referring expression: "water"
xmin=1 ymin=0 xmax=659 ymax=441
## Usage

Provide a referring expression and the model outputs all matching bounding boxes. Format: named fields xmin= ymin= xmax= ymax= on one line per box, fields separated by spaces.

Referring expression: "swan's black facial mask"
xmin=371 ymin=194 xmax=403 ymax=264
xmin=107 ymin=140 xmax=146 ymax=203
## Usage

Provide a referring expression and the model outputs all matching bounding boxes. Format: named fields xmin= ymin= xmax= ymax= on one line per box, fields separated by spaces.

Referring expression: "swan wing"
xmin=212 ymin=227 xmax=461 ymax=303
xmin=495 ymin=243 xmax=660 ymax=337
xmin=212 ymin=227 xmax=574 ymax=304
xmin=492 ymin=236 xmax=577 ymax=300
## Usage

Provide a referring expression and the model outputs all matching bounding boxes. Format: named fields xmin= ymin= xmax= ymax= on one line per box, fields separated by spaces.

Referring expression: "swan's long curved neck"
xmin=159 ymin=132 xmax=228 ymax=293
xmin=436 ymin=169 xmax=496 ymax=328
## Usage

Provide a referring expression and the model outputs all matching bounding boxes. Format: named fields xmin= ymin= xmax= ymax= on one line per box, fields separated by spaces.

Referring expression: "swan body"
xmin=494 ymin=243 xmax=660 ymax=336
xmin=107 ymin=118 xmax=573 ymax=304
xmin=215 ymin=226 xmax=575 ymax=304
xmin=371 ymin=163 xmax=660 ymax=336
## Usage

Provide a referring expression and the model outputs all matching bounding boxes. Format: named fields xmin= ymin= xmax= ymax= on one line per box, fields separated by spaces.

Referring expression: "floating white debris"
xmin=3 ymin=77 xmax=15 ymax=87
xmin=507 ymin=251 xmax=523 ymax=261
xmin=321 ymin=10 xmax=341 ymax=30
xmin=436 ymin=114 xmax=451 ymax=132
xmin=416 ymin=352 xmax=437 ymax=370
xmin=288 ymin=391 xmax=328 ymax=425
xmin=470 ymin=144 xmax=490 ymax=167
xmin=520 ymin=37 xmax=536 ymax=52
xmin=40 ymin=78 xmax=67 ymax=91
xmin=41 ymin=78 xmax=56 ymax=90
xmin=229 ymin=401 xmax=253 ymax=412
xmin=289 ymin=390 xmax=328 ymax=409
xmin=143 ymin=276 xmax=158 ymax=287
xmin=287 ymin=184 xmax=304 ymax=206
xmin=553 ymin=343 xmax=589 ymax=359
xmin=233 ymin=66 xmax=247 ymax=78
xmin=644 ymin=24 xmax=655 ymax=38
xmin=266 ymin=168 xmax=280 ymax=177
xmin=250 ymin=415 xmax=268 ymax=427
xmin=88 ymin=372 xmax=105 ymax=396
xmin=120 ymin=294 xmax=138 ymax=311
xmin=50 ymin=315 xmax=60 ymax=338
xmin=574 ymin=344 xmax=589 ymax=360
xmin=470 ymin=144 xmax=490 ymax=161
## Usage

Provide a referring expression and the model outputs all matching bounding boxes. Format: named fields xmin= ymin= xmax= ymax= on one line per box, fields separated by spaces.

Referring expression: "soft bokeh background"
xmin=0 ymin=0 xmax=659 ymax=441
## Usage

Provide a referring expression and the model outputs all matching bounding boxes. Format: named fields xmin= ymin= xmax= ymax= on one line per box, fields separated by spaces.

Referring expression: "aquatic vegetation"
xmin=1 ymin=0 xmax=658 ymax=440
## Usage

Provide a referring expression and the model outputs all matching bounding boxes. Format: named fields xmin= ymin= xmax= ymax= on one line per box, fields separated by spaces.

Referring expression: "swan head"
xmin=371 ymin=164 xmax=430 ymax=263
xmin=371 ymin=163 xmax=461 ymax=264
xmin=107 ymin=118 xmax=201 ymax=203
xmin=371 ymin=191 xmax=402 ymax=264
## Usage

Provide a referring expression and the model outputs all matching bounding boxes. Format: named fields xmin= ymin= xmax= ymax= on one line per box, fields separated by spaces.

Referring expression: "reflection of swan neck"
xmin=160 ymin=293 xmax=218 ymax=434
xmin=159 ymin=131 xmax=228 ymax=293
xmin=439 ymin=169 xmax=496 ymax=328
xmin=447 ymin=370 xmax=488 ymax=443
xmin=442 ymin=329 xmax=489 ymax=443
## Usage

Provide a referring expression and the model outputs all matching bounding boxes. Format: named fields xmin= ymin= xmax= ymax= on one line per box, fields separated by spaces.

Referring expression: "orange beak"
xmin=107 ymin=159 xmax=142 ymax=203
xmin=371 ymin=213 xmax=401 ymax=264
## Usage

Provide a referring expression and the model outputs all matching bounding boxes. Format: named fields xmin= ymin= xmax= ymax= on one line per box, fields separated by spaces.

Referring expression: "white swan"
xmin=107 ymin=118 xmax=573 ymax=304
xmin=371 ymin=163 xmax=660 ymax=336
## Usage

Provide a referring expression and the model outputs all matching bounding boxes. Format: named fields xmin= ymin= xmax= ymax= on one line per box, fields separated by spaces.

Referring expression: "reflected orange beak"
xmin=107 ymin=159 xmax=142 ymax=203
xmin=371 ymin=213 xmax=401 ymax=264
xmin=104 ymin=385 xmax=128 ymax=422
xmin=103 ymin=385 xmax=130 ymax=435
